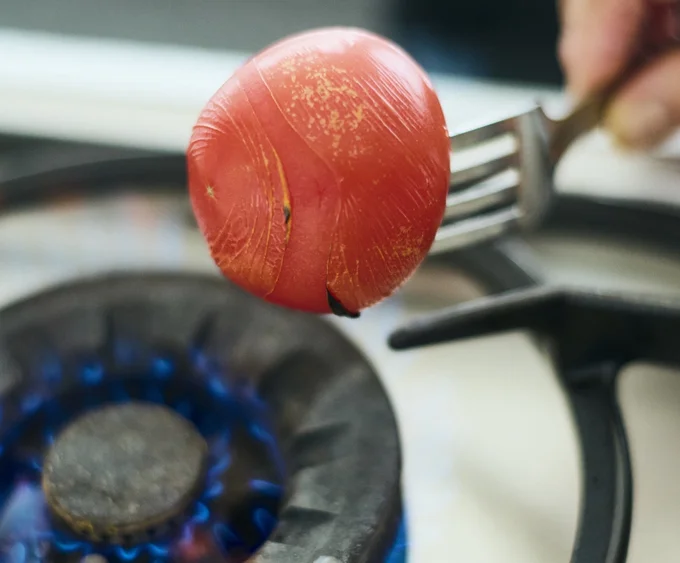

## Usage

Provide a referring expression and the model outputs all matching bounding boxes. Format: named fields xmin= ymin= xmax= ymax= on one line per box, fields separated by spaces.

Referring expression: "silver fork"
xmin=431 ymin=26 xmax=680 ymax=256
xmin=429 ymin=90 xmax=616 ymax=255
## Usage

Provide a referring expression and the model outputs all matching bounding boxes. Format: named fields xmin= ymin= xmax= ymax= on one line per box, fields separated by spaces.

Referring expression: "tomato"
xmin=187 ymin=27 xmax=450 ymax=317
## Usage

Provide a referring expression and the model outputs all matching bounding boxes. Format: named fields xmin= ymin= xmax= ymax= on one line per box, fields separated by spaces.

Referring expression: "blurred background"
xmin=1 ymin=0 xmax=561 ymax=84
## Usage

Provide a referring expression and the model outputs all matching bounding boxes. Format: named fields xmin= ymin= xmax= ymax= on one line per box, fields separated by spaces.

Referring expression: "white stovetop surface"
xmin=2 ymin=27 xmax=680 ymax=563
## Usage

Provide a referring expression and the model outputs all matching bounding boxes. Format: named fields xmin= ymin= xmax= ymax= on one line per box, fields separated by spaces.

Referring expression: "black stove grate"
xmin=390 ymin=198 xmax=680 ymax=563
xmin=390 ymin=286 xmax=640 ymax=563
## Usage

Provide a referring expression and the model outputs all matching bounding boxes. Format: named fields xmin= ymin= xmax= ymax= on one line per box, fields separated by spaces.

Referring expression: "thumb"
xmin=605 ymin=50 xmax=680 ymax=149
xmin=559 ymin=0 xmax=645 ymax=98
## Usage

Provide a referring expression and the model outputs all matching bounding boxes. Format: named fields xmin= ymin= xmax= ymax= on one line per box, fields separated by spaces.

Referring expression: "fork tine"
xmin=430 ymin=207 xmax=520 ymax=255
xmin=444 ymin=169 xmax=519 ymax=221
xmin=449 ymin=117 xmax=516 ymax=151
xmin=450 ymin=152 xmax=518 ymax=188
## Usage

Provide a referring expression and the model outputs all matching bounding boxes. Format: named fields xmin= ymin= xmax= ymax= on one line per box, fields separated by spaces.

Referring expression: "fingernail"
xmin=605 ymin=101 xmax=672 ymax=149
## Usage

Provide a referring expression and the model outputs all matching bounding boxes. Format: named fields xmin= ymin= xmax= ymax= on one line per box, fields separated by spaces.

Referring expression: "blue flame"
xmin=191 ymin=348 xmax=219 ymax=372
xmin=208 ymin=454 xmax=231 ymax=480
xmin=384 ymin=516 xmax=407 ymax=563
xmin=0 ymin=340 xmax=285 ymax=562
xmin=152 ymin=357 xmax=174 ymax=379
xmin=205 ymin=481 xmax=225 ymax=499
xmin=148 ymin=542 xmax=170 ymax=556
xmin=208 ymin=377 xmax=230 ymax=398
xmin=192 ymin=502 xmax=210 ymax=524
xmin=20 ymin=394 xmax=42 ymax=415
xmin=249 ymin=423 xmax=273 ymax=444
xmin=212 ymin=522 xmax=242 ymax=551
xmin=53 ymin=535 xmax=84 ymax=552
xmin=253 ymin=508 xmax=276 ymax=538
xmin=116 ymin=545 xmax=141 ymax=560
xmin=249 ymin=480 xmax=283 ymax=498
xmin=82 ymin=361 xmax=104 ymax=385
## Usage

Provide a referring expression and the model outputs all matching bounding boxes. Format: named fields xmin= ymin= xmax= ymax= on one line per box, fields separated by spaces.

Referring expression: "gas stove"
xmin=2 ymin=132 xmax=680 ymax=563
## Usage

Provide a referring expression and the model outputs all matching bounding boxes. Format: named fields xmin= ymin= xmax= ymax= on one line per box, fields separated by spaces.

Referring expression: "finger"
xmin=559 ymin=0 xmax=645 ymax=98
xmin=605 ymin=49 xmax=680 ymax=148
xmin=646 ymin=0 xmax=680 ymax=52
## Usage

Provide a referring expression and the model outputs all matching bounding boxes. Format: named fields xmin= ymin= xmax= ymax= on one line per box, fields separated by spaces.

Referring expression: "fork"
xmin=429 ymin=87 xmax=620 ymax=255
xmin=431 ymin=22 xmax=680 ymax=256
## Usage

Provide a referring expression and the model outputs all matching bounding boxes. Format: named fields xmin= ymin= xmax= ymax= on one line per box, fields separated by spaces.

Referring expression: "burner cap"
xmin=42 ymin=401 xmax=208 ymax=543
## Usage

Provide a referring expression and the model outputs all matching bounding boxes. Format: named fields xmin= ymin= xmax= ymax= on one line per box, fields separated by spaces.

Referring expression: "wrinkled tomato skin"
xmin=188 ymin=27 xmax=450 ymax=315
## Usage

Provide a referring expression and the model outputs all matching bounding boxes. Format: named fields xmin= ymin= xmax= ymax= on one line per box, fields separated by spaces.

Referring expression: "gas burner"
xmin=0 ymin=273 xmax=405 ymax=563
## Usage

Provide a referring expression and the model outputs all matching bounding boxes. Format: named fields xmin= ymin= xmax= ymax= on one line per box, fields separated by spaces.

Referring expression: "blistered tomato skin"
xmin=188 ymin=27 xmax=450 ymax=316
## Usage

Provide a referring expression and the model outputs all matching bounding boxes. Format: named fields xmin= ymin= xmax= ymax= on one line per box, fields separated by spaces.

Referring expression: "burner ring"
xmin=42 ymin=401 xmax=208 ymax=543
xmin=0 ymin=272 xmax=404 ymax=562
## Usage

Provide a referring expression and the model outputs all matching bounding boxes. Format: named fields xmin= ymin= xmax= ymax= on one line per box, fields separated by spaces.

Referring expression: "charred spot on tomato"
xmin=283 ymin=205 xmax=291 ymax=224
xmin=327 ymin=288 xmax=360 ymax=319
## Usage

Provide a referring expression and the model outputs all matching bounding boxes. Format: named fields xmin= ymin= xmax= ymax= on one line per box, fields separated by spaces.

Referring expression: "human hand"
xmin=559 ymin=0 xmax=680 ymax=149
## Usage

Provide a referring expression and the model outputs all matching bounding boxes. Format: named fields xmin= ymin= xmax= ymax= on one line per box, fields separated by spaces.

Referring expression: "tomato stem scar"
xmin=327 ymin=288 xmax=360 ymax=318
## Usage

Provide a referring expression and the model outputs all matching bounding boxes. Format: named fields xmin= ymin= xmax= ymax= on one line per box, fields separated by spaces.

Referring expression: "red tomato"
xmin=188 ymin=27 xmax=450 ymax=317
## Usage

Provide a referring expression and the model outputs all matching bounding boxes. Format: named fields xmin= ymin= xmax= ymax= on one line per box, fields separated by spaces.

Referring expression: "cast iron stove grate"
xmin=0 ymin=273 xmax=406 ymax=563
xmin=389 ymin=284 xmax=680 ymax=563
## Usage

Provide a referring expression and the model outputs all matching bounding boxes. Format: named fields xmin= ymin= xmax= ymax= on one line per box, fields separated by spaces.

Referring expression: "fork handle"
xmin=548 ymin=36 xmax=680 ymax=161
xmin=547 ymin=61 xmax=641 ymax=163
xmin=548 ymin=89 xmax=614 ymax=162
